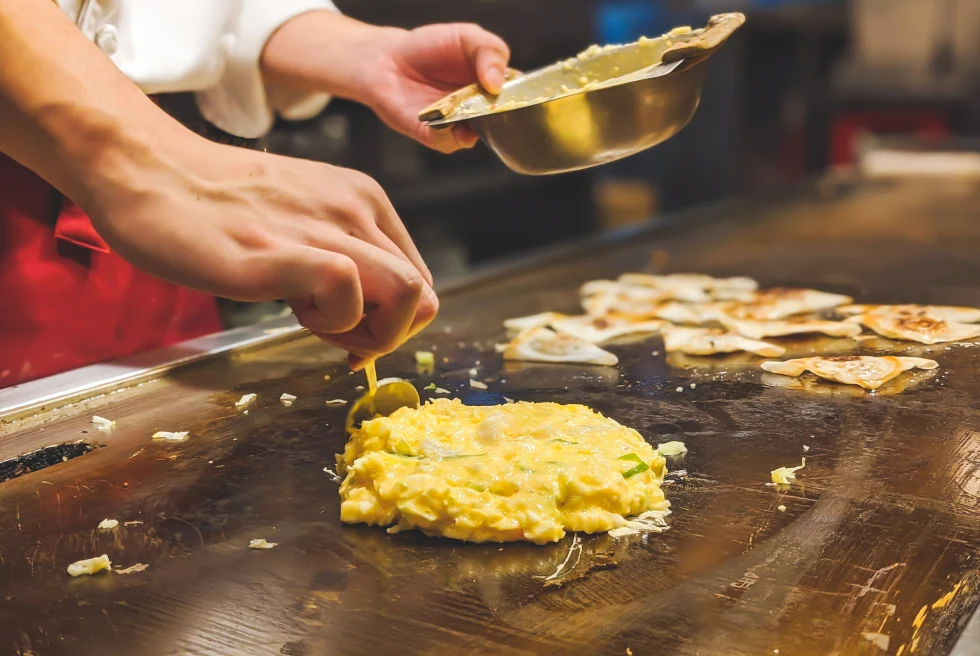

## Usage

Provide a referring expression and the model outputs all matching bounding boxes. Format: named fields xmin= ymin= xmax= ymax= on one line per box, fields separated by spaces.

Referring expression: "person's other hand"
xmin=90 ymin=134 xmax=437 ymax=368
xmin=364 ymin=23 xmax=510 ymax=153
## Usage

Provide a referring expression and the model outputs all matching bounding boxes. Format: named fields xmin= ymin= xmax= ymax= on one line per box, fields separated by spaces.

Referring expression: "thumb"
xmin=454 ymin=24 xmax=510 ymax=94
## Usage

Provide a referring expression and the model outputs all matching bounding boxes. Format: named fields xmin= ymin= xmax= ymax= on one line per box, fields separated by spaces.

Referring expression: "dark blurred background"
xmin=224 ymin=0 xmax=980 ymax=326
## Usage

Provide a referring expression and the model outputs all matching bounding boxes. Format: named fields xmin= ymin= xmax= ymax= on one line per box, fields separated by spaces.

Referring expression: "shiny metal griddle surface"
xmin=2 ymin=179 xmax=980 ymax=656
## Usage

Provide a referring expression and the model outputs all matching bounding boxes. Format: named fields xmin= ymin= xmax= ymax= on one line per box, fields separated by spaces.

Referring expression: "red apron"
xmin=0 ymin=153 xmax=222 ymax=388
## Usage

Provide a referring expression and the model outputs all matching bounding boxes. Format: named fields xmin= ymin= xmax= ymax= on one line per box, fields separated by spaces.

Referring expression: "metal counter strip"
xmin=0 ymin=317 xmax=305 ymax=423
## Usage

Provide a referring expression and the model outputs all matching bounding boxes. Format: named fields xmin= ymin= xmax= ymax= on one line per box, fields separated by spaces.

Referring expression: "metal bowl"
xmin=419 ymin=14 xmax=744 ymax=176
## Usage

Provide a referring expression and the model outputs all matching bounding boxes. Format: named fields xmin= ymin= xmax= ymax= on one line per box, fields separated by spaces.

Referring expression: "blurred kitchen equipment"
xmin=857 ymin=133 xmax=980 ymax=179
xmin=418 ymin=13 xmax=745 ymax=175
xmin=851 ymin=0 xmax=980 ymax=73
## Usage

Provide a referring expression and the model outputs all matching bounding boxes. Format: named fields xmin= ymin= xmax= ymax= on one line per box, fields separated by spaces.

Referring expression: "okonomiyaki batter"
xmin=338 ymin=399 xmax=668 ymax=544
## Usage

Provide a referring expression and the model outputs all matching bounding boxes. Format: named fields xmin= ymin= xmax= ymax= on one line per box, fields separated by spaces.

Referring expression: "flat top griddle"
xmin=1 ymin=178 xmax=979 ymax=656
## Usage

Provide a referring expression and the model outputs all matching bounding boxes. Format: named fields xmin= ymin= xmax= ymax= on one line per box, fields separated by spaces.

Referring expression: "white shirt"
xmin=56 ymin=0 xmax=338 ymax=138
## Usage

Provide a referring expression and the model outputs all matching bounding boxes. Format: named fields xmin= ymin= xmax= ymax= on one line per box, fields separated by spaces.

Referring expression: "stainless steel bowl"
xmin=419 ymin=14 xmax=744 ymax=176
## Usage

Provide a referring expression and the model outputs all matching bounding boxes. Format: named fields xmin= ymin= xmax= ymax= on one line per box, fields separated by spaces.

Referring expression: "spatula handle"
xmin=417 ymin=68 xmax=522 ymax=123
xmin=661 ymin=13 xmax=746 ymax=65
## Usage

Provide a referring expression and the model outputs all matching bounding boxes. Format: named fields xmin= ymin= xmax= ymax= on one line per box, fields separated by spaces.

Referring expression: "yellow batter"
xmin=337 ymin=399 xmax=669 ymax=544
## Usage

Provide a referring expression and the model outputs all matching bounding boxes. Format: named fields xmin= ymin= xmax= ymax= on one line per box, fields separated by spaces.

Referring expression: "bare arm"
xmin=0 ymin=0 xmax=436 ymax=366
xmin=0 ymin=0 xmax=191 ymax=215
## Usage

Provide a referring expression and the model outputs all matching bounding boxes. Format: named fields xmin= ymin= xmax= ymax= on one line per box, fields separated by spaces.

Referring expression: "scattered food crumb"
xmin=323 ymin=375 xmax=331 ymax=381
xmin=769 ymin=458 xmax=805 ymax=486
xmin=234 ymin=393 xmax=256 ymax=409
xmin=444 ymin=326 xmax=453 ymax=334
xmin=675 ymin=386 xmax=684 ymax=393
xmin=470 ymin=379 xmax=488 ymax=390
xmin=280 ymin=393 xmax=297 ymax=406
xmin=657 ymin=441 xmax=688 ymax=456
xmin=249 ymin=538 xmax=277 ymax=550
xmin=68 ymin=554 xmax=111 ymax=577
xmin=475 ymin=360 xmax=481 ymax=366
xmin=803 ymin=445 xmax=810 ymax=451
xmin=777 ymin=505 xmax=787 ymax=512
xmin=97 ymin=519 xmax=118 ymax=531
xmin=151 ymin=431 xmax=189 ymax=442
xmin=115 ymin=563 xmax=149 ymax=575
xmin=91 ymin=416 xmax=115 ymax=431
xmin=504 ymin=397 xmax=515 ymax=404
xmin=323 ymin=467 xmax=342 ymax=483
xmin=434 ymin=388 xmax=451 ymax=395
xmin=690 ymin=383 xmax=696 ymax=389
xmin=124 ymin=521 xmax=143 ymax=526
xmin=861 ymin=632 xmax=890 ymax=652
xmin=468 ymin=368 xmax=479 ymax=376
xmin=652 ymin=350 xmax=660 ymax=356
xmin=415 ymin=351 xmax=435 ymax=373
xmin=354 ymin=385 xmax=365 ymax=391
xmin=208 ymin=460 xmax=213 ymax=464
xmin=442 ymin=357 xmax=449 ymax=363
xmin=244 ymin=410 xmax=249 ymax=415
xmin=627 ymin=649 xmax=633 ymax=656
xmin=325 ymin=399 xmax=347 ymax=405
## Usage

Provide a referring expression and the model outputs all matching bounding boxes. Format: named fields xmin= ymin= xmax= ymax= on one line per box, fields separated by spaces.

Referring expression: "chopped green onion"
xmin=466 ymin=483 xmax=486 ymax=492
xmin=442 ymin=453 xmax=486 ymax=460
xmin=618 ymin=453 xmax=650 ymax=479
xmin=423 ymin=383 xmax=437 ymax=391
xmin=551 ymin=439 xmax=579 ymax=444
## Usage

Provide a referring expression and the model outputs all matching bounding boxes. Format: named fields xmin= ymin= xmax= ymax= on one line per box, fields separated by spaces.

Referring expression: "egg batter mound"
xmin=337 ymin=399 xmax=669 ymax=544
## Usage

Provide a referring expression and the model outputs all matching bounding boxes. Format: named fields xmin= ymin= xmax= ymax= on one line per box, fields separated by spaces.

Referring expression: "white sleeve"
xmin=195 ymin=0 xmax=339 ymax=139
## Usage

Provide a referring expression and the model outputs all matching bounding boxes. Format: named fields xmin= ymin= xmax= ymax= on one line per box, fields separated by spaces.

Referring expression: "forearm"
xmin=260 ymin=10 xmax=402 ymax=105
xmin=0 ymin=0 xmax=193 ymax=218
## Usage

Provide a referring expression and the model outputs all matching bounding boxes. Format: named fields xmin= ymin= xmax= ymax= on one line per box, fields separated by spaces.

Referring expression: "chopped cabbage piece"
xmin=67 ymin=554 xmax=111 ymax=577
xmin=152 ymin=431 xmax=189 ymax=442
xmin=770 ymin=457 xmax=806 ymax=485
xmin=91 ymin=416 xmax=115 ymax=431
xmin=235 ymin=393 xmax=256 ymax=408
xmin=657 ymin=441 xmax=688 ymax=456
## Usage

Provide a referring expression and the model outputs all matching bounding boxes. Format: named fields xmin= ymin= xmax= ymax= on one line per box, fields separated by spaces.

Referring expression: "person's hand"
xmin=261 ymin=14 xmax=510 ymax=154
xmin=362 ymin=23 xmax=511 ymax=153
xmin=88 ymin=131 xmax=437 ymax=368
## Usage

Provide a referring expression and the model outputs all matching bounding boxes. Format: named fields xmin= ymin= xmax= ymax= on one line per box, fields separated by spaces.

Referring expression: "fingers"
xmin=280 ymin=249 xmax=364 ymax=334
xmin=345 ymin=282 xmax=438 ymax=370
xmin=324 ymin=234 xmax=431 ymax=359
xmin=356 ymin=177 xmax=434 ymax=285
xmin=413 ymin=123 xmax=479 ymax=154
xmin=453 ymin=24 xmax=510 ymax=94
